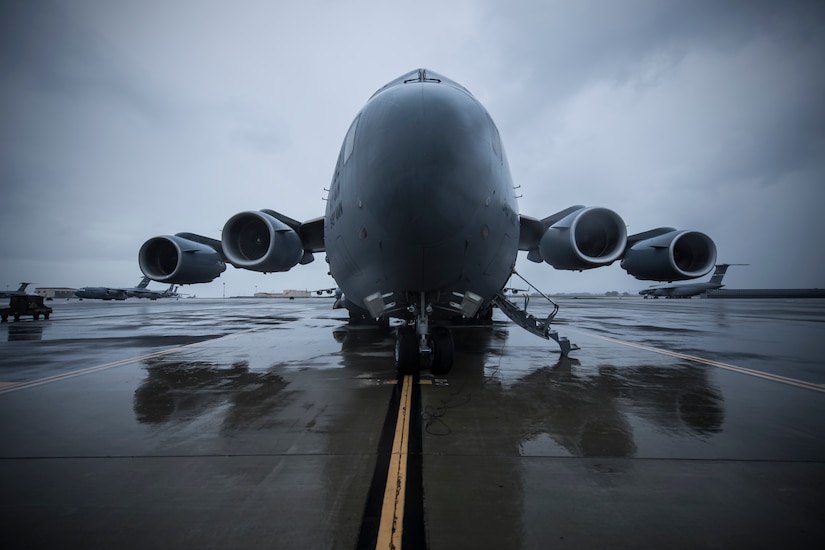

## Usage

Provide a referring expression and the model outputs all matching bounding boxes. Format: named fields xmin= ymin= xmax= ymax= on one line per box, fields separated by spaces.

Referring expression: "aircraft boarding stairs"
xmin=492 ymin=274 xmax=579 ymax=357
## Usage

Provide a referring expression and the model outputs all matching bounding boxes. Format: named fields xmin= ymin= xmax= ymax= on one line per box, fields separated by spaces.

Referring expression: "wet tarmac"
xmin=1 ymin=297 xmax=824 ymax=548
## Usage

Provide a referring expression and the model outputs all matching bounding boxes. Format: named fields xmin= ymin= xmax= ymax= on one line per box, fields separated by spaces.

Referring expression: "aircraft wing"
xmin=126 ymin=288 xmax=159 ymax=297
xmin=519 ymin=218 xmax=544 ymax=263
xmin=139 ymin=211 xmax=325 ymax=284
xmin=624 ymin=227 xmax=678 ymax=252
xmin=519 ymin=207 xmax=586 ymax=253
xmin=518 ymin=206 xmax=624 ymax=267
xmin=518 ymin=206 xmax=716 ymax=281
xmin=298 ymin=217 xmax=325 ymax=253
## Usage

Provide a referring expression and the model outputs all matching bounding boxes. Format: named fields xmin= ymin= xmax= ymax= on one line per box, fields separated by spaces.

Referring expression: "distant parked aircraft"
xmin=640 ymin=264 xmax=748 ymax=298
xmin=75 ymin=277 xmax=179 ymax=301
xmin=127 ymin=280 xmax=179 ymax=300
xmin=0 ymin=282 xmax=32 ymax=298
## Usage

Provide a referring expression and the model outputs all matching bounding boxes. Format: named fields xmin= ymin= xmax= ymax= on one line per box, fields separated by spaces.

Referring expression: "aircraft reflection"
xmin=130 ymin=322 xmax=725 ymax=548
xmin=133 ymin=323 xmax=725 ymax=457
xmin=5 ymin=323 xmax=45 ymax=342
xmin=405 ymin=324 xmax=725 ymax=547
xmin=511 ymin=360 xmax=724 ymax=457
xmin=420 ymin=324 xmax=725 ymax=458
xmin=133 ymin=358 xmax=288 ymax=430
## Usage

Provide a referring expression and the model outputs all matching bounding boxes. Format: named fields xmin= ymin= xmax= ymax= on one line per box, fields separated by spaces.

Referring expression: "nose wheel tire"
xmin=429 ymin=327 xmax=454 ymax=375
xmin=395 ymin=326 xmax=419 ymax=374
xmin=395 ymin=325 xmax=455 ymax=375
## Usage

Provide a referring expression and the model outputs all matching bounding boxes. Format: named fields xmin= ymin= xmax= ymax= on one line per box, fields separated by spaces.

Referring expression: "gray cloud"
xmin=0 ymin=1 xmax=170 ymax=123
xmin=1 ymin=0 xmax=824 ymax=295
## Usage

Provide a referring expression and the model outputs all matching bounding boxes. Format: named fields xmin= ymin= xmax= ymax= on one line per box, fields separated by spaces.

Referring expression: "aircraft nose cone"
xmin=382 ymin=169 xmax=474 ymax=245
xmin=359 ymin=83 xmax=493 ymax=245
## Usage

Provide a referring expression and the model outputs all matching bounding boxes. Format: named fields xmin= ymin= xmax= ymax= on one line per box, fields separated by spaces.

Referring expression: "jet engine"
xmin=139 ymin=234 xmax=226 ymax=284
xmin=221 ymin=210 xmax=304 ymax=272
xmin=539 ymin=207 xmax=627 ymax=270
xmin=621 ymin=230 xmax=717 ymax=281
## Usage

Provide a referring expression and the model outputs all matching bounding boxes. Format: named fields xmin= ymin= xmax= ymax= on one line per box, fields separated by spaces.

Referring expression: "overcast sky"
xmin=2 ymin=0 xmax=824 ymax=297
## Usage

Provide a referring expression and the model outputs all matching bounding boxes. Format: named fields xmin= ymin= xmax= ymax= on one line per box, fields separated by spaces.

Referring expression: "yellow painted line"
xmin=0 ymin=330 xmax=255 ymax=395
xmin=376 ymin=374 xmax=413 ymax=550
xmin=566 ymin=327 xmax=825 ymax=394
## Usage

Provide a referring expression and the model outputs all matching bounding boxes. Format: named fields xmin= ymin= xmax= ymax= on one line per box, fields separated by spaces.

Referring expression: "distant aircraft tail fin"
xmin=708 ymin=265 xmax=730 ymax=285
xmin=708 ymin=263 xmax=748 ymax=286
xmin=137 ymin=276 xmax=151 ymax=289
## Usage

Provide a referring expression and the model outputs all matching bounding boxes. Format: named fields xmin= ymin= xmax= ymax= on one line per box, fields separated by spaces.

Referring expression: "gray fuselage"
xmin=324 ymin=70 xmax=519 ymax=320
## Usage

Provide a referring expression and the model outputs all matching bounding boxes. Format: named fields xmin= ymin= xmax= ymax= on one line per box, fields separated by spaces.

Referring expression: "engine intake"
xmin=139 ymin=234 xmax=226 ymax=284
xmin=539 ymin=207 xmax=627 ymax=270
xmin=621 ymin=230 xmax=717 ymax=281
xmin=222 ymin=210 xmax=304 ymax=272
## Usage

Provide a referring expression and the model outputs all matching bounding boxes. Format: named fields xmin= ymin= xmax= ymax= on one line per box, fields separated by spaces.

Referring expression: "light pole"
xmin=222 ymin=282 xmax=225 ymax=299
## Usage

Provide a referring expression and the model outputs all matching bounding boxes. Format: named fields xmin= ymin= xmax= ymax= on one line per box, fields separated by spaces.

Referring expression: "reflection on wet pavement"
xmin=0 ymin=298 xmax=822 ymax=548
xmin=134 ymin=359 xmax=289 ymax=430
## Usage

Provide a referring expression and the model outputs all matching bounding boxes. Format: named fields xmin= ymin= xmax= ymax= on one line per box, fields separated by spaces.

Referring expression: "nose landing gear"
xmin=394 ymin=293 xmax=455 ymax=375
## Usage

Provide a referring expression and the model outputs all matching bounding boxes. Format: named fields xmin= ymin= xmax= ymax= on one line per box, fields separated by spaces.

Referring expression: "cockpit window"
xmin=488 ymin=113 xmax=502 ymax=160
xmin=369 ymin=68 xmax=473 ymax=100
xmin=403 ymin=68 xmax=442 ymax=84
xmin=343 ymin=115 xmax=359 ymax=164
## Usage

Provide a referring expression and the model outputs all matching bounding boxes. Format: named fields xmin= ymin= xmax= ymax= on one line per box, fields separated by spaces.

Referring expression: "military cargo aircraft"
xmin=640 ymin=264 xmax=747 ymax=298
xmin=0 ymin=283 xmax=32 ymax=299
xmin=138 ymin=69 xmax=716 ymax=374
xmin=75 ymin=276 xmax=178 ymax=301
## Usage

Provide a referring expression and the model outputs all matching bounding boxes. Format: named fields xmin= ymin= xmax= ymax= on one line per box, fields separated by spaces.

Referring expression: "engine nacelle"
xmin=139 ymin=234 xmax=226 ymax=284
xmin=222 ymin=210 xmax=304 ymax=272
xmin=621 ymin=230 xmax=717 ymax=281
xmin=539 ymin=207 xmax=627 ymax=270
